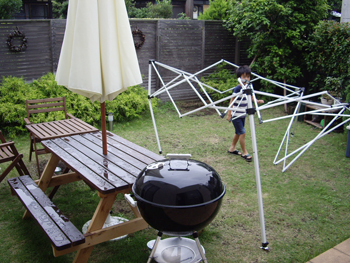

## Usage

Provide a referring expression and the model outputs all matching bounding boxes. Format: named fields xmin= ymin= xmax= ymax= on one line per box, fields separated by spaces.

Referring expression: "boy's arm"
xmin=252 ymin=97 xmax=264 ymax=104
xmin=226 ymin=97 xmax=234 ymax=121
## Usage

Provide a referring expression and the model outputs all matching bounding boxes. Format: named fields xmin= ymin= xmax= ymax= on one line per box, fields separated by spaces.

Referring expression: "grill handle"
xmin=166 ymin=154 xmax=192 ymax=171
xmin=166 ymin=153 xmax=192 ymax=160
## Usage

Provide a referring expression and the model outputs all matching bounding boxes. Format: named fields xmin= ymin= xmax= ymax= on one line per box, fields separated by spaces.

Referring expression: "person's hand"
xmin=226 ymin=115 xmax=231 ymax=122
xmin=257 ymin=99 xmax=264 ymax=104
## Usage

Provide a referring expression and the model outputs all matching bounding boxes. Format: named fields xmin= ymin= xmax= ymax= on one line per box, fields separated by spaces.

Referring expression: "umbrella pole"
xmin=101 ymin=102 xmax=108 ymax=155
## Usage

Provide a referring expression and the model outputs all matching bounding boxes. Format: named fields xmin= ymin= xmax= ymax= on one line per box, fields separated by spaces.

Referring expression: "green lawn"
xmin=0 ymin=102 xmax=349 ymax=263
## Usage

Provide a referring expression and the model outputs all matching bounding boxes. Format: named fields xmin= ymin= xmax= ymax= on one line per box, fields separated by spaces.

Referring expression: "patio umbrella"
xmin=55 ymin=0 xmax=142 ymax=154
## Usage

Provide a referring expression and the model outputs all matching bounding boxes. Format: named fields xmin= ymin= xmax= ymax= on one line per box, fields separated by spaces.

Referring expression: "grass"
xmin=0 ymin=101 xmax=350 ymax=263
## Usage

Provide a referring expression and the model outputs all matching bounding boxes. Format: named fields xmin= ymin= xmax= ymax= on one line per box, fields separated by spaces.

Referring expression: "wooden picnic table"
xmin=12 ymin=131 xmax=163 ymax=263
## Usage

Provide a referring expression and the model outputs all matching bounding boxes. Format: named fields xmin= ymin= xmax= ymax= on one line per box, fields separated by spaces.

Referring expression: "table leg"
xmin=73 ymin=192 xmax=118 ymax=263
xmin=32 ymin=136 xmax=41 ymax=176
xmin=38 ymin=154 xmax=60 ymax=192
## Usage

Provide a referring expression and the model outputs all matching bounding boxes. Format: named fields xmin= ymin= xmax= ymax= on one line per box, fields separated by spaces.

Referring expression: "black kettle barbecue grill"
xmin=132 ymin=154 xmax=226 ymax=263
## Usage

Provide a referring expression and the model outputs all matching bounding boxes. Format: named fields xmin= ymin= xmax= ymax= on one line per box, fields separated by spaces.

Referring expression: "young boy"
xmin=226 ymin=65 xmax=264 ymax=162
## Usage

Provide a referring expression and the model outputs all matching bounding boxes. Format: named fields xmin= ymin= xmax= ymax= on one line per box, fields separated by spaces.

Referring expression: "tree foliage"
xmin=305 ymin=20 xmax=350 ymax=101
xmin=328 ymin=0 xmax=342 ymax=12
xmin=198 ymin=0 xmax=231 ymax=21
xmin=146 ymin=0 xmax=172 ymax=18
xmin=52 ymin=0 xmax=68 ymax=19
xmin=224 ymin=0 xmax=329 ymax=92
xmin=0 ymin=0 xmax=22 ymax=19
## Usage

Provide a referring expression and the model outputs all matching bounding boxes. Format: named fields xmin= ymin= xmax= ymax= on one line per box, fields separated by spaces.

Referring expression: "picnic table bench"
xmin=8 ymin=175 xmax=85 ymax=251
xmin=8 ymin=131 xmax=163 ymax=263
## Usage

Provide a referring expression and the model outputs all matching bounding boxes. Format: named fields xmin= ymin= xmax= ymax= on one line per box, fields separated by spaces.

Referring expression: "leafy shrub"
xmin=126 ymin=0 xmax=172 ymax=18
xmin=106 ymin=85 xmax=156 ymax=122
xmin=200 ymin=63 xmax=238 ymax=102
xmin=0 ymin=73 xmax=159 ymax=137
xmin=305 ymin=20 xmax=350 ymax=101
xmin=198 ymin=0 xmax=231 ymax=21
xmin=177 ymin=12 xmax=190 ymax=20
xmin=0 ymin=76 xmax=31 ymax=136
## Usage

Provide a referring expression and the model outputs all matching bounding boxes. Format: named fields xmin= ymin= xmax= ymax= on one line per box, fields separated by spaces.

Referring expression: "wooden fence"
xmin=0 ymin=19 xmax=250 ymax=101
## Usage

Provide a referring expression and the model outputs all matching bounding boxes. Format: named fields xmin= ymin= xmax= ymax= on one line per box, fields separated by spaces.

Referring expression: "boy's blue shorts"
xmin=232 ymin=118 xmax=246 ymax=135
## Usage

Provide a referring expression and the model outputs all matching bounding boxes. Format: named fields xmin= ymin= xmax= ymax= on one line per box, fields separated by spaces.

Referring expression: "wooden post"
xmin=185 ymin=0 xmax=194 ymax=19
xmin=341 ymin=0 xmax=350 ymax=23
xmin=101 ymin=102 xmax=107 ymax=155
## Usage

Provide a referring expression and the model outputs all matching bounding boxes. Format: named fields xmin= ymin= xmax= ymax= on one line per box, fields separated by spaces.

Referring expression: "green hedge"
xmin=0 ymin=73 xmax=159 ymax=137
xmin=305 ymin=20 xmax=350 ymax=100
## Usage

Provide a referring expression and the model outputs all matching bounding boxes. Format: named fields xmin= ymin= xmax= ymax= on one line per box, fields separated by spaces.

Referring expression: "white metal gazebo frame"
xmin=146 ymin=59 xmax=350 ymax=251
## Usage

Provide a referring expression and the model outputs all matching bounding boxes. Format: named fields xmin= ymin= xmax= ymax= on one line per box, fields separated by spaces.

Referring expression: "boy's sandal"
xmin=241 ymin=154 xmax=252 ymax=162
xmin=228 ymin=150 xmax=242 ymax=155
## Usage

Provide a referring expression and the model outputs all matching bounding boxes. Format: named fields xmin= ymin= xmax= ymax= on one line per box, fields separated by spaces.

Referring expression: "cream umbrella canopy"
xmin=55 ymin=0 xmax=142 ymax=154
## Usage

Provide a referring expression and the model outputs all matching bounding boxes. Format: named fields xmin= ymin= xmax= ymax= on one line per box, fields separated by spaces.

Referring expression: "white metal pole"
xmin=148 ymin=60 xmax=163 ymax=154
xmin=244 ymin=84 xmax=269 ymax=250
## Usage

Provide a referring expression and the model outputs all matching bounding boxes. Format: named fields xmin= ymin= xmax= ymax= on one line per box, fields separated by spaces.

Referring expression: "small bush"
xmin=200 ymin=63 xmax=238 ymax=102
xmin=0 ymin=73 xmax=159 ymax=137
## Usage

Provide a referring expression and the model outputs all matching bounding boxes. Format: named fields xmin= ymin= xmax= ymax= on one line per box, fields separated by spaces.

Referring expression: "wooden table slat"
xmin=43 ymin=120 xmax=76 ymax=135
xmin=26 ymin=118 xmax=99 ymax=140
xmin=70 ymin=134 xmax=142 ymax=176
xmin=40 ymin=120 xmax=85 ymax=136
xmin=43 ymin=139 xmax=118 ymax=193
xmin=104 ymin=132 xmax=163 ymax=161
xmin=69 ymin=118 xmax=98 ymax=131
xmin=89 ymin=132 xmax=162 ymax=163
xmin=28 ymin=124 xmax=53 ymax=138
xmin=62 ymin=135 xmax=137 ymax=185
xmin=81 ymin=133 xmax=152 ymax=170
xmin=54 ymin=119 xmax=85 ymax=133
xmin=39 ymin=122 xmax=69 ymax=137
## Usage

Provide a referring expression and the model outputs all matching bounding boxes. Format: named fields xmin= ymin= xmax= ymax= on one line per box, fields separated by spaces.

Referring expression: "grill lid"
xmin=132 ymin=154 xmax=225 ymax=208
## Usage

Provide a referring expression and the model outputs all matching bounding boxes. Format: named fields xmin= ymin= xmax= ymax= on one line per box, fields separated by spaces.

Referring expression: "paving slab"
xmin=307 ymin=238 xmax=350 ymax=263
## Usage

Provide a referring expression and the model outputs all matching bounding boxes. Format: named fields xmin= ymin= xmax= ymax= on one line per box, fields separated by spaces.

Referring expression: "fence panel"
xmin=0 ymin=19 xmax=250 ymax=101
xmin=51 ymin=19 xmax=67 ymax=73
xmin=0 ymin=20 xmax=53 ymax=81
xmin=156 ymin=20 xmax=204 ymax=101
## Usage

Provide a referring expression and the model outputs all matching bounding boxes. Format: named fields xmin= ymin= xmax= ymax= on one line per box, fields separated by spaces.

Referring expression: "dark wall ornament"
xmin=132 ymin=28 xmax=145 ymax=49
xmin=6 ymin=27 xmax=28 ymax=52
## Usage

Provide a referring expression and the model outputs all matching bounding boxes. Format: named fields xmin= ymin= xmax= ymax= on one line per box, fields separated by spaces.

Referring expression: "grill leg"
xmin=147 ymin=231 xmax=163 ymax=263
xmin=193 ymin=232 xmax=208 ymax=263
